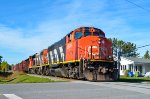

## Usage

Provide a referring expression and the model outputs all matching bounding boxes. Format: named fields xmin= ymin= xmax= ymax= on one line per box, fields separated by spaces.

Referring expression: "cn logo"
xmin=88 ymin=46 xmax=98 ymax=56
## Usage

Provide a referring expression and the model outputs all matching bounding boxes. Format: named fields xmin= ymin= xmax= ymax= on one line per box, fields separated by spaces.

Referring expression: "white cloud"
xmin=0 ymin=24 xmax=48 ymax=54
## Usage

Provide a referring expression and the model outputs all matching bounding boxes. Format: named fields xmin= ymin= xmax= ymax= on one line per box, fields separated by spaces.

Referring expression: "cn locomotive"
xmin=14 ymin=27 xmax=118 ymax=81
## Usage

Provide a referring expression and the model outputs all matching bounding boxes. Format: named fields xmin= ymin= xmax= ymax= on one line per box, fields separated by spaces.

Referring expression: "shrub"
xmin=134 ymin=71 xmax=140 ymax=77
xmin=123 ymin=70 xmax=129 ymax=77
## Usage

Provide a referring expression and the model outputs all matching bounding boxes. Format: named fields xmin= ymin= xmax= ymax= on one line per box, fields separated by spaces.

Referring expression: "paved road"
xmin=0 ymin=81 xmax=150 ymax=99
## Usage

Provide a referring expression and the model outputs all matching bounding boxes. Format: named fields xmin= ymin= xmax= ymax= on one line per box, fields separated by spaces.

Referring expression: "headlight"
xmin=109 ymin=56 xmax=112 ymax=59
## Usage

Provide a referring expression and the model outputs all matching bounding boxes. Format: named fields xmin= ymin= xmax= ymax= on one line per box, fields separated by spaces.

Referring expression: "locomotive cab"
xmin=74 ymin=27 xmax=105 ymax=39
xmin=66 ymin=27 xmax=112 ymax=61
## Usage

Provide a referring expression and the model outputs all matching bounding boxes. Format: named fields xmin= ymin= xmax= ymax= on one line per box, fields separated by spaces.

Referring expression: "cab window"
xmin=84 ymin=32 xmax=91 ymax=37
xmin=84 ymin=27 xmax=90 ymax=30
xmin=68 ymin=34 xmax=72 ymax=42
xmin=93 ymin=32 xmax=105 ymax=37
xmin=75 ymin=32 xmax=82 ymax=39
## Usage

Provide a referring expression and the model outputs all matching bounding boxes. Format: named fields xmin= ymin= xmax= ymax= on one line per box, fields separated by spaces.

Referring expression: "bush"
xmin=134 ymin=71 xmax=140 ymax=77
xmin=123 ymin=70 xmax=129 ymax=77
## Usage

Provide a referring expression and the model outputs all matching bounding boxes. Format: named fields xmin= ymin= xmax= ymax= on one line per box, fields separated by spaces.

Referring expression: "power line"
xmin=124 ymin=0 xmax=150 ymax=49
xmin=137 ymin=44 xmax=150 ymax=49
xmin=125 ymin=0 xmax=150 ymax=13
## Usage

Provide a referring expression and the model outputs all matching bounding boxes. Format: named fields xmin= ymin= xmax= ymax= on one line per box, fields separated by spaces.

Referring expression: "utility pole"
xmin=0 ymin=56 xmax=2 ymax=64
xmin=117 ymin=48 xmax=121 ymax=79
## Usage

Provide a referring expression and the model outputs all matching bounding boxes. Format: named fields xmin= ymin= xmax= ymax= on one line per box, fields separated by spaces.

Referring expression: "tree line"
xmin=108 ymin=38 xmax=139 ymax=57
xmin=109 ymin=38 xmax=149 ymax=59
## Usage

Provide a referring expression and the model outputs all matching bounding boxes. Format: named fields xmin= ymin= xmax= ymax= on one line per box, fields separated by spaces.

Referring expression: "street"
xmin=0 ymin=81 xmax=150 ymax=99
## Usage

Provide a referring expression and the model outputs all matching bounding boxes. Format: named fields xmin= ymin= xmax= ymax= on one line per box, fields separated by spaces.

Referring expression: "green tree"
xmin=0 ymin=55 xmax=2 ymax=64
xmin=1 ymin=61 xmax=9 ymax=72
xmin=108 ymin=38 xmax=118 ymax=55
xmin=122 ymin=42 xmax=139 ymax=57
xmin=144 ymin=50 xmax=150 ymax=59
xmin=108 ymin=38 xmax=139 ymax=57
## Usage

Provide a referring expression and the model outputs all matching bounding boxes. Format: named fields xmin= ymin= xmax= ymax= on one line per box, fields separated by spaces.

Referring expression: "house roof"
xmin=124 ymin=57 xmax=150 ymax=64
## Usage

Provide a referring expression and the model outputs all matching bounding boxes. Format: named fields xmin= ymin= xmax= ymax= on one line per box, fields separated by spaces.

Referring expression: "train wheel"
xmin=84 ymin=70 xmax=93 ymax=81
xmin=42 ymin=67 xmax=46 ymax=75
xmin=76 ymin=72 xmax=80 ymax=79
xmin=28 ymin=68 xmax=31 ymax=74
xmin=45 ymin=68 xmax=50 ymax=76
xmin=39 ymin=68 xmax=42 ymax=75
xmin=37 ymin=68 xmax=42 ymax=75
xmin=93 ymin=70 xmax=97 ymax=81
xmin=37 ymin=68 xmax=40 ymax=75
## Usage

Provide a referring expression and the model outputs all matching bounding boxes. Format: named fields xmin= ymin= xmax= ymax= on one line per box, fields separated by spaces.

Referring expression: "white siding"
xmin=120 ymin=57 xmax=134 ymax=75
xmin=142 ymin=65 xmax=150 ymax=74
xmin=115 ymin=56 xmax=150 ymax=75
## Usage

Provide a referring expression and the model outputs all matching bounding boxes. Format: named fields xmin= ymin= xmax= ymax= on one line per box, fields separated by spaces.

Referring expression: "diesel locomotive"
xmin=14 ymin=27 xmax=118 ymax=81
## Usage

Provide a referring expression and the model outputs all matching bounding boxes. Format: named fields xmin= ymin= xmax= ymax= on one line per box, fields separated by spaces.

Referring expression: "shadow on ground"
xmin=0 ymin=72 xmax=13 ymax=77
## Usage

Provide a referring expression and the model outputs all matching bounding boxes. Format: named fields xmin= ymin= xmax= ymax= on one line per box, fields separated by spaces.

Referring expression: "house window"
xmin=131 ymin=64 xmax=133 ymax=71
xmin=125 ymin=65 xmax=126 ymax=70
xmin=123 ymin=65 xmax=125 ymax=70
xmin=121 ymin=65 xmax=122 ymax=70
xmin=129 ymin=65 xmax=131 ymax=71
xmin=139 ymin=66 xmax=142 ymax=73
xmin=135 ymin=66 xmax=138 ymax=71
xmin=134 ymin=66 xmax=136 ymax=71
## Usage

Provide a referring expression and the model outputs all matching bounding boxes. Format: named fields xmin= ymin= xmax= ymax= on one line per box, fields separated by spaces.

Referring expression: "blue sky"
xmin=0 ymin=0 xmax=150 ymax=64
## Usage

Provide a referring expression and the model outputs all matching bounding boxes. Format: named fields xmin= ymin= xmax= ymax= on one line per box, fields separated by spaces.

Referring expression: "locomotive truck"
xmin=13 ymin=27 xmax=118 ymax=81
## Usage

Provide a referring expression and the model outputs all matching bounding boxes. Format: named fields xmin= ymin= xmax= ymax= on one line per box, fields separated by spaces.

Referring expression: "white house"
xmin=120 ymin=57 xmax=150 ymax=76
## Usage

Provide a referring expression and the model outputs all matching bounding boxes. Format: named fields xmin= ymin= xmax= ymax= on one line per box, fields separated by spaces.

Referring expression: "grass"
xmin=1 ymin=72 xmax=150 ymax=83
xmin=119 ymin=76 xmax=150 ymax=82
xmin=0 ymin=71 xmax=63 ymax=84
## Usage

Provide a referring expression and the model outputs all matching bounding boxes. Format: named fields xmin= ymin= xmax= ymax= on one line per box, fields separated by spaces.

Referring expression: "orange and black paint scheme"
xmin=14 ymin=27 xmax=118 ymax=81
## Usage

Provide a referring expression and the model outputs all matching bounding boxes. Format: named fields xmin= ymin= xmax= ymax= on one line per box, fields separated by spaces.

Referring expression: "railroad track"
xmin=27 ymin=74 xmax=80 ymax=82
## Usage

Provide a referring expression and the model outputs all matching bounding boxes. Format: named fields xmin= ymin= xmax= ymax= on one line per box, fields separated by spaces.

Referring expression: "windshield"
xmin=93 ymin=32 xmax=105 ymax=37
xmin=84 ymin=32 xmax=91 ymax=37
xmin=75 ymin=32 xmax=82 ymax=39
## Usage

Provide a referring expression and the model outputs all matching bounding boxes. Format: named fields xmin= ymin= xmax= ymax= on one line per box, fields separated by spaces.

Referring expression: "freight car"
xmin=14 ymin=27 xmax=118 ymax=81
